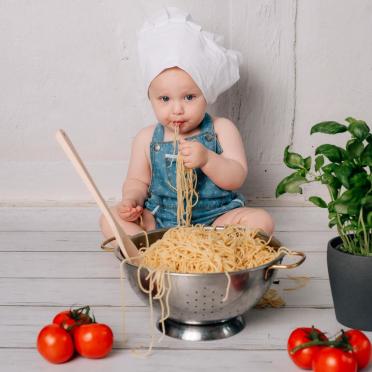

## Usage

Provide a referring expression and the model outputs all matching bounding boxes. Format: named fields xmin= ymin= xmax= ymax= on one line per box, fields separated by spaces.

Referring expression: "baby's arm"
xmin=118 ymin=127 xmax=152 ymax=221
xmin=201 ymin=117 xmax=248 ymax=190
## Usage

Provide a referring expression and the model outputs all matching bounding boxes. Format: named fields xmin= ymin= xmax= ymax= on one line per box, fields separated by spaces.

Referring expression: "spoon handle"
xmin=55 ymin=129 xmax=138 ymax=259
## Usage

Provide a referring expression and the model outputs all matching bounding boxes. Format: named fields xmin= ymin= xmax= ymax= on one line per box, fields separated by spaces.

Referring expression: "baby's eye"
xmin=185 ymin=94 xmax=195 ymax=101
xmin=160 ymin=96 xmax=170 ymax=102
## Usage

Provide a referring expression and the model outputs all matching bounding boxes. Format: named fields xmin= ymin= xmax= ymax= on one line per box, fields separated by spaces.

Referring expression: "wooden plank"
xmin=0 ymin=277 xmax=333 ymax=307
xmin=275 ymin=231 xmax=334 ymax=252
xmin=0 ymin=348 xmax=303 ymax=372
xmin=0 ymin=251 xmax=327 ymax=279
xmin=0 ymin=231 xmax=103 ymax=252
xmin=0 ymin=230 xmax=335 ymax=253
xmin=0 ymin=207 xmax=101 ymax=232
xmin=0 ymin=306 xmax=360 ymax=350
xmin=0 ymin=206 xmax=330 ymax=232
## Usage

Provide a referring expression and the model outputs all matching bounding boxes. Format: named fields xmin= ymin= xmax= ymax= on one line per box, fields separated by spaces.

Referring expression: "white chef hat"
xmin=137 ymin=7 xmax=242 ymax=104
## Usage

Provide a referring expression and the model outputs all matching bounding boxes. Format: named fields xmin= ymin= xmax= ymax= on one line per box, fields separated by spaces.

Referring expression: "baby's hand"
xmin=179 ymin=138 xmax=209 ymax=169
xmin=117 ymin=199 xmax=143 ymax=222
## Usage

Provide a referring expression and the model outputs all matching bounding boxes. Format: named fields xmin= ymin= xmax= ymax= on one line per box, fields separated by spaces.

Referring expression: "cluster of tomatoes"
xmin=287 ymin=326 xmax=371 ymax=371
xmin=37 ymin=305 xmax=114 ymax=364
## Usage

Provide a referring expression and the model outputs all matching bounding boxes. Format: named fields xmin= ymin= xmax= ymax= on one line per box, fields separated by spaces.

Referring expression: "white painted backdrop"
xmin=1 ymin=0 xmax=372 ymax=205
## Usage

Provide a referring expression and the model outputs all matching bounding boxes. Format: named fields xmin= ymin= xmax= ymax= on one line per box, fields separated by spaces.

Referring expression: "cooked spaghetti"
xmin=138 ymin=225 xmax=282 ymax=273
xmin=167 ymin=125 xmax=198 ymax=226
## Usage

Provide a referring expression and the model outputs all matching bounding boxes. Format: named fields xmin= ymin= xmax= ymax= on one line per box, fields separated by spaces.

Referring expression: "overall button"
xmin=154 ymin=144 xmax=161 ymax=151
xmin=205 ymin=133 xmax=214 ymax=142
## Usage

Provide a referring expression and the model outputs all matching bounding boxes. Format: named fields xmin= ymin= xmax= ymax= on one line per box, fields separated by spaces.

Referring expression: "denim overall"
xmin=144 ymin=113 xmax=245 ymax=228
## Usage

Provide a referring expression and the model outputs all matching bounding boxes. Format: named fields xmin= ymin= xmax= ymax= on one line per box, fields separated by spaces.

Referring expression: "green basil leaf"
xmin=328 ymin=201 xmax=336 ymax=213
xmin=304 ymin=156 xmax=311 ymax=171
xmin=315 ymin=144 xmax=344 ymax=163
xmin=321 ymin=173 xmax=341 ymax=187
xmin=367 ymin=133 xmax=372 ymax=144
xmin=321 ymin=163 xmax=337 ymax=174
xmin=321 ymin=174 xmax=341 ymax=199
xmin=284 ymin=146 xmax=305 ymax=169
xmin=275 ymin=171 xmax=308 ymax=197
xmin=334 ymin=164 xmax=353 ymax=189
xmin=328 ymin=217 xmax=338 ymax=228
xmin=333 ymin=202 xmax=349 ymax=214
xmin=333 ymin=188 xmax=365 ymax=215
xmin=315 ymin=155 xmax=324 ymax=172
xmin=309 ymin=196 xmax=327 ymax=208
xmin=349 ymin=172 xmax=370 ymax=189
xmin=346 ymin=139 xmax=364 ymax=159
xmin=328 ymin=185 xmax=340 ymax=200
xmin=347 ymin=205 xmax=361 ymax=216
xmin=347 ymin=118 xmax=370 ymax=141
xmin=360 ymin=143 xmax=372 ymax=166
xmin=310 ymin=121 xmax=347 ymax=135
xmin=338 ymin=188 xmax=364 ymax=203
xmin=361 ymin=195 xmax=372 ymax=211
xmin=367 ymin=211 xmax=372 ymax=226
xmin=328 ymin=211 xmax=336 ymax=218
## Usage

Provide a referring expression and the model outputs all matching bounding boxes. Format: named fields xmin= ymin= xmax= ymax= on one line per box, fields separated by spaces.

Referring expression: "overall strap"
xmin=199 ymin=112 xmax=214 ymax=133
xmin=151 ymin=123 xmax=164 ymax=142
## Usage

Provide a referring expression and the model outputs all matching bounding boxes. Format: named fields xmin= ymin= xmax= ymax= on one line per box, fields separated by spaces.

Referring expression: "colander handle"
xmin=264 ymin=251 xmax=306 ymax=280
xmin=100 ymin=237 xmax=116 ymax=252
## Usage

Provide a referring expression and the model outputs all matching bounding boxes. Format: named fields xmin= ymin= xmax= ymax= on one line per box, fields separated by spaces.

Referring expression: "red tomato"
xmin=313 ymin=347 xmax=357 ymax=372
xmin=53 ymin=308 xmax=92 ymax=335
xmin=53 ymin=311 xmax=76 ymax=329
xmin=74 ymin=323 xmax=113 ymax=359
xmin=287 ymin=327 xmax=328 ymax=369
xmin=343 ymin=330 xmax=371 ymax=369
xmin=37 ymin=324 xmax=74 ymax=364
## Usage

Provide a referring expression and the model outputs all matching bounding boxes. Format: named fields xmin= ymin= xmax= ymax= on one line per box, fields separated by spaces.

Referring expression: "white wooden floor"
xmin=1 ymin=205 xmax=371 ymax=372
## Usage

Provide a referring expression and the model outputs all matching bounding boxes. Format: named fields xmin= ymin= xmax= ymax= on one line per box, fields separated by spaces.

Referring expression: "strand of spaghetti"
xmin=173 ymin=125 xmax=198 ymax=226
xmin=119 ymin=258 xmax=127 ymax=347
xmin=222 ymin=271 xmax=231 ymax=302
xmin=130 ymin=269 xmax=156 ymax=358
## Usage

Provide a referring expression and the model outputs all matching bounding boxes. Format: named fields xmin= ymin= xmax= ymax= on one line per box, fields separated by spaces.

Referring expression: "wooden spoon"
xmin=56 ymin=129 xmax=139 ymax=259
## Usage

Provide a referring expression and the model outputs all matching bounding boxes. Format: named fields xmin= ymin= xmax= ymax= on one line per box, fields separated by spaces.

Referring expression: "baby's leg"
xmin=99 ymin=204 xmax=156 ymax=239
xmin=212 ymin=207 xmax=274 ymax=235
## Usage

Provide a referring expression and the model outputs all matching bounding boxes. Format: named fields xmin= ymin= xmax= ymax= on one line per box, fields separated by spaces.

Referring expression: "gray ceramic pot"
xmin=327 ymin=236 xmax=372 ymax=330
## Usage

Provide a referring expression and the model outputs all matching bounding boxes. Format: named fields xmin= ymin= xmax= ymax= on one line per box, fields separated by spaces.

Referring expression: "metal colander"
xmin=101 ymin=226 xmax=305 ymax=340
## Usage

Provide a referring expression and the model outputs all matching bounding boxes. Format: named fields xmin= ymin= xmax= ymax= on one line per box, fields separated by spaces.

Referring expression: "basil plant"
xmin=276 ymin=117 xmax=372 ymax=256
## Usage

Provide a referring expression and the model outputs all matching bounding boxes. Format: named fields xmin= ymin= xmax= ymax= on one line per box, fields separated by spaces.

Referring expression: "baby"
xmin=100 ymin=8 xmax=274 ymax=238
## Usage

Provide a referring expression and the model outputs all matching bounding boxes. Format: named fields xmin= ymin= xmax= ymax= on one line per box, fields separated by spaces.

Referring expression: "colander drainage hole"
xmin=186 ymin=301 xmax=190 ymax=304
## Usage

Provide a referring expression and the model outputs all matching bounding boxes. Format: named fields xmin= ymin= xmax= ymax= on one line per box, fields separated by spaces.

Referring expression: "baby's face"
xmin=148 ymin=67 xmax=207 ymax=135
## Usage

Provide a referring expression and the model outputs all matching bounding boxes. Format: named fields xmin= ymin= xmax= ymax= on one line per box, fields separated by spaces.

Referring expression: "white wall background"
xmin=1 ymin=0 xmax=372 ymax=205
